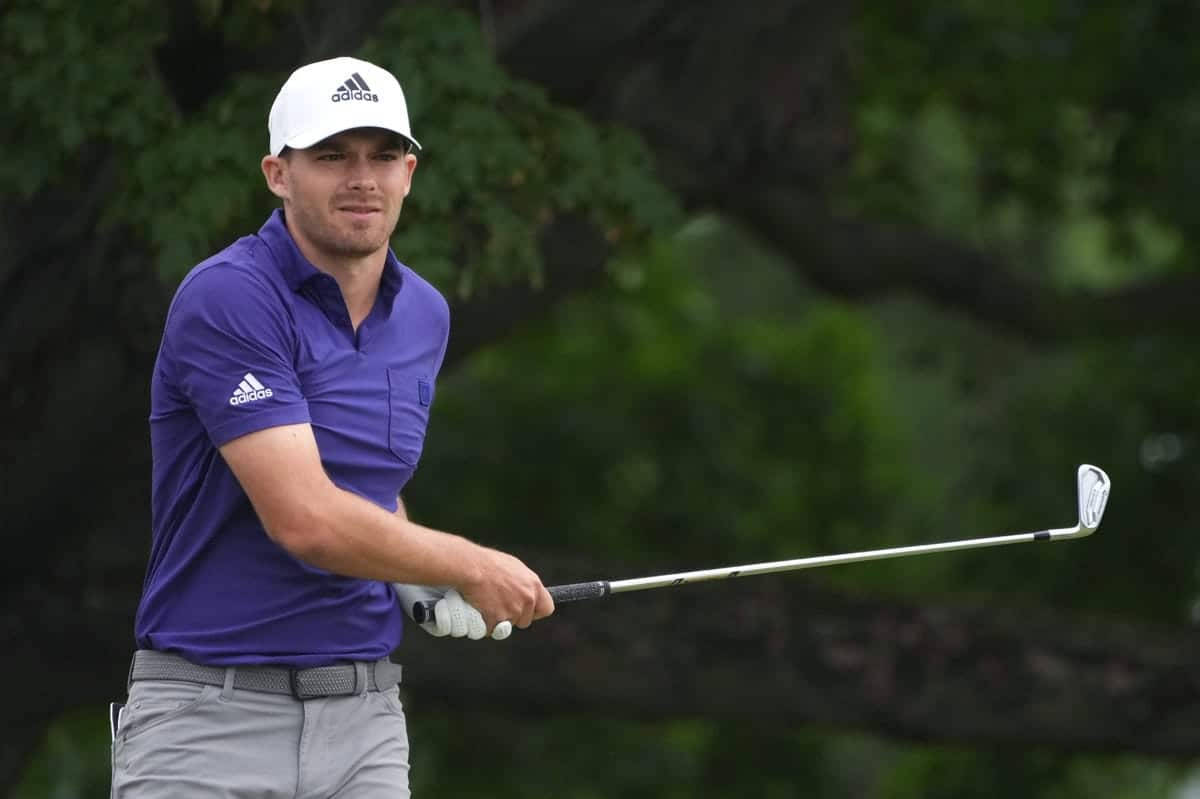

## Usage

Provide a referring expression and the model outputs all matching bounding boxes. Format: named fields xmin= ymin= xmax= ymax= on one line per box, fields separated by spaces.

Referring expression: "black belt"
xmin=129 ymin=650 xmax=402 ymax=700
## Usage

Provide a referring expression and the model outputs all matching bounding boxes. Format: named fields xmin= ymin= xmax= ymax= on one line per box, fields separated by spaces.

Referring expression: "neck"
xmin=321 ymin=256 xmax=385 ymax=330
xmin=287 ymin=221 xmax=387 ymax=330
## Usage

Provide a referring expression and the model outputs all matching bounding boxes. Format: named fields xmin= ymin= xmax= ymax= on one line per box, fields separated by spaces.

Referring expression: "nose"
xmin=344 ymin=157 xmax=378 ymax=192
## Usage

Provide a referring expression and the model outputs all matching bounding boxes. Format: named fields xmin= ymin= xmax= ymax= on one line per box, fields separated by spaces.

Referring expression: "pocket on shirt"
xmin=387 ymin=368 xmax=432 ymax=466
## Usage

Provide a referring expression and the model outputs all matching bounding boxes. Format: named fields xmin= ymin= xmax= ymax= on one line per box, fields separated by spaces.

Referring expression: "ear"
xmin=401 ymin=152 xmax=418 ymax=198
xmin=261 ymin=154 xmax=289 ymax=201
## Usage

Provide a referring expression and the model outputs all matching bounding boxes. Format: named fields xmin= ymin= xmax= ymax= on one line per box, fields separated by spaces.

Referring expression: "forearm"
xmin=289 ymin=485 xmax=482 ymax=587
xmin=220 ymin=423 xmax=549 ymax=626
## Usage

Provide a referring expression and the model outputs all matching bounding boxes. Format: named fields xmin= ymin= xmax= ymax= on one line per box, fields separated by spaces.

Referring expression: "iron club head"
xmin=1075 ymin=463 xmax=1111 ymax=534
xmin=467 ymin=463 xmax=1116 ymax=611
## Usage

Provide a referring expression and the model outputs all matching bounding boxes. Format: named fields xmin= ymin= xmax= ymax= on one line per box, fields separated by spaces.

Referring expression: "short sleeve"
xmin=161 ymin=264 xmax=311 ymax=446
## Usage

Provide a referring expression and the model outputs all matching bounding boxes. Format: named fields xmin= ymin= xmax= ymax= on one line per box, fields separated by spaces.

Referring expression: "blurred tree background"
xmin=5 ymin=0 xmax=1200 ymax=796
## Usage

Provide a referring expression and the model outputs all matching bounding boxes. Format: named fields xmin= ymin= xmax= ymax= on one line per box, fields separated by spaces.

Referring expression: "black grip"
xmin=412 ymin=600 xmax=437 ymax=624
xmin=549 ymin=581 xmax=610 ymax=603
xmin=410 ymin=581 xmax=610 ymax=624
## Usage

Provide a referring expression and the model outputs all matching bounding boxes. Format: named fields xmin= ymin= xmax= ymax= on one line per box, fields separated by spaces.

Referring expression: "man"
xmin=111 ymin=56 xmax=554 ymax=797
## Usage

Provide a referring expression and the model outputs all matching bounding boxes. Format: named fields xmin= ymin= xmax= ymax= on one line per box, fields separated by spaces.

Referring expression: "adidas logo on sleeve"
xmin=331 ymin=72 xmax=378 ymax=103
xmin=229 ymin=373 xmax=274 ymax=406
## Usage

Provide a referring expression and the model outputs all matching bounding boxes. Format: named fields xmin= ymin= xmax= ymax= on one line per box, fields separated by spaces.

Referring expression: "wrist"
xmin=455 ymin=540 xmax=489 ymax=592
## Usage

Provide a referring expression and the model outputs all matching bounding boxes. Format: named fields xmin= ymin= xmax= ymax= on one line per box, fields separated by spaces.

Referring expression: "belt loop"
xmin=355 ymin=662 xmax=368 ymax=695
xmin=221 ymin=667 xmax=236 ymax=701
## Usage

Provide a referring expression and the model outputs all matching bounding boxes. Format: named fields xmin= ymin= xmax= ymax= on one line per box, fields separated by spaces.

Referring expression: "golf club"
xmin=412 ymin=463 xmax=1110 ymax=624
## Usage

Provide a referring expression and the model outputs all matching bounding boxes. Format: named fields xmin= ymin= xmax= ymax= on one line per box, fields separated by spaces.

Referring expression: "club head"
xmin=1076 ymin=464 xmax=1111 ymax=533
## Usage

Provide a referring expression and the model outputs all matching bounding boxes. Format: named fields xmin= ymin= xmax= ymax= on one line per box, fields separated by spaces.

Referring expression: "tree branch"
xmin=12 ymin=551 xmax=1200 ymax=774
xmin=729 ymin=183 xmax=1200 ymax=340
xmin=494 ymin=0 xmax=1200 ymax=342
xmin=399 ymin=569 xmax=1200 ymax=757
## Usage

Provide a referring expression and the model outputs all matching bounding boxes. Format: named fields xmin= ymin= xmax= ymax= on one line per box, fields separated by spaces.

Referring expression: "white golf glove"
xmin=392 ymin=584 xmax=512 ymax=641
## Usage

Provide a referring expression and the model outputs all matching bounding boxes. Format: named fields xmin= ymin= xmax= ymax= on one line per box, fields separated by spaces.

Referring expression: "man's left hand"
xmin=393 ymin=584 xmax=512 ymax=640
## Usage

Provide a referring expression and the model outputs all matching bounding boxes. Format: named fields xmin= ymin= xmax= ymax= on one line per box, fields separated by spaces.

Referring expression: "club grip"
xmin=409 ymin=581 xmax=610 ymax=624
xmin=549 ymin=581 xmax=611 ymax=603
xmin=411 ymin=599 xmax=437 ymax=624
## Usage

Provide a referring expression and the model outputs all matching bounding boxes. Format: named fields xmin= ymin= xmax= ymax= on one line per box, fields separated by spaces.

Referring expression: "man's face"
xmin=261 ymin=128 xmax=417 ymax=263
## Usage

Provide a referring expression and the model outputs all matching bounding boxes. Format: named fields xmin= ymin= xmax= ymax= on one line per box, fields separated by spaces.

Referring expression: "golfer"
xmin=111 ymin=56 xmax=554 ymax=797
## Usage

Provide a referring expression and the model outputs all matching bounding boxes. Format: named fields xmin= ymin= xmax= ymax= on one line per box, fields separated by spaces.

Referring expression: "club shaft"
xmin=606 ymin=527 xmax=1072 ymax=594
xmin=409 ymin=525 xmax=1083 ymax=622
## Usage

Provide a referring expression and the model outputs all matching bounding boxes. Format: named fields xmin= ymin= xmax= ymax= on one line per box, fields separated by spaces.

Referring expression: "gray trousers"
xmin=110 ymin=672 xmax=410 ymax=797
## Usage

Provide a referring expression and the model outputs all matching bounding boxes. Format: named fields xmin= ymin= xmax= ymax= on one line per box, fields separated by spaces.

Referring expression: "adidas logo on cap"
xmin=268 ymin=57 xmax=421 ymax=155
xmin=331 ymin=72 xmax=378 ymax=103
xmin=229 ymin=372 xmax=274 ymax=406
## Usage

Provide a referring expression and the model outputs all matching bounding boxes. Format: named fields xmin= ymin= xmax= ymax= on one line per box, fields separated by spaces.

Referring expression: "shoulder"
xmin=398 ymin=264 xmax=450 ymax=330
xmin=161 ymin=239 xmax=295 ymax=356
xmin=168 ymin=238 xmax=287 ymax=322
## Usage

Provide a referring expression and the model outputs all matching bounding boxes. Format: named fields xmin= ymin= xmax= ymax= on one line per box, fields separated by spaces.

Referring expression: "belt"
xmin=129 ymin=650 xmax=403 ymax=700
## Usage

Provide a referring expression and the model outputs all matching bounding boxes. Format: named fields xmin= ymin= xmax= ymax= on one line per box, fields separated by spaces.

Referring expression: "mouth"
xmin=337 ymin=205 xmax=383 ymax=219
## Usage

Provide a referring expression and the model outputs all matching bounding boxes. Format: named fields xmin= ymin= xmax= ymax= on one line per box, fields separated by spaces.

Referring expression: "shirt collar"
xmin=256 ymin=208 xmax=405 ymax=300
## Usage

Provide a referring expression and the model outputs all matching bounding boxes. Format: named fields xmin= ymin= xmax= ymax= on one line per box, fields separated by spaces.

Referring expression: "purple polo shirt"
xmin=135 ymin=209 xmax=450 ymax=667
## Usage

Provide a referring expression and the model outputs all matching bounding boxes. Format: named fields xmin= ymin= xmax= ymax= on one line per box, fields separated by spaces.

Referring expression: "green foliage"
xmin=18 ymin=212 xmax=1200 ymax=796
xmin=848 ymin=1 xmax=1192 ymax=289
xmin=876 ymin=746 xmax=1182 ymax=799
xmin=0 ymin=2 xmax=678 ymax=293
xmin=410 ymin=231 xmax=908 ymax=569
xmin=20 ymin=708 xmax=1188 ymax=799
xmin=398 ymin=211 xmax=1198 ymax=797
xmin=114 ymin=73 xmax=283 ymax=277
xmin=0 ymin=0 xmax=172 ymax=197
xmin=13 ymin=710 xmax=111 ymax=799
xmin=408 ymin=717 xmax=849 ymax=798
xmin=826 ymin=3 xmax=1200 ymax=624
xmin=13 ymin=3 xmax=1200 ymax=797
xmin=360 ymin=6 xmax=680 ymax=295
xmin=408 ymin=210 xmax=1200 ymax=625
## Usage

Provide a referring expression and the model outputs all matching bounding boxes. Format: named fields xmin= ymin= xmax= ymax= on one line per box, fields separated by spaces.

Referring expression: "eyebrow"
xmin=310 ymin=135 xmax=409 ymax=152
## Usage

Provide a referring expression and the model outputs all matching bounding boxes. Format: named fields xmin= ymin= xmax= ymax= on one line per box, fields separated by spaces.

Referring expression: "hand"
xmin=459 ymin=547 xmax=555 ymax=630
xmin=393 ymin=584 xmax=511 ymax=641
xmin=429 ymin=589 xmax=512 ymax=641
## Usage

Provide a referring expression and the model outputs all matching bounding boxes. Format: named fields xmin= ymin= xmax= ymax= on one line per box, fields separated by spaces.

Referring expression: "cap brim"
xmin=277 ymin=113 xmax=421 ymax=154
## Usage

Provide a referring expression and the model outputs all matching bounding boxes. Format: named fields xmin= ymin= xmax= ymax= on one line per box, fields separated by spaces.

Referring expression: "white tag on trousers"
xmin=109 ymin=702 xmax=124 ymax=742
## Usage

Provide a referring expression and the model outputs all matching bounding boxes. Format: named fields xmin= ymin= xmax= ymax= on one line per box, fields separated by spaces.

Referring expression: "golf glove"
xmin=392 ymin=584 xmax=512 ymax=641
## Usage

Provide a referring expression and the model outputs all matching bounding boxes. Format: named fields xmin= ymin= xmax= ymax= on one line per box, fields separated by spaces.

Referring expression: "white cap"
xmin=267 ymin=56 xmax=421 ymax=156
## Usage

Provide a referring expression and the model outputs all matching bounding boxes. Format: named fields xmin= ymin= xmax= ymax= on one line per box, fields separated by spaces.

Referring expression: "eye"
xmin=316 ymin=152 xmax=344 ymax=161
xmin=373 ymin=152 xmax=399 ymax=161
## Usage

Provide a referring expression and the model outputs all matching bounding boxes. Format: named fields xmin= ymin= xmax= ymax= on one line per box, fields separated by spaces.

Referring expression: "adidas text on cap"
xmin=268 ymin=56 xmax=421 ymax=156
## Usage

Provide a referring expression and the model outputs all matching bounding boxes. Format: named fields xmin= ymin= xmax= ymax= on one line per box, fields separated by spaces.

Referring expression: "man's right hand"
xmin=458 ymin=546 xmax=555 ymax=630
